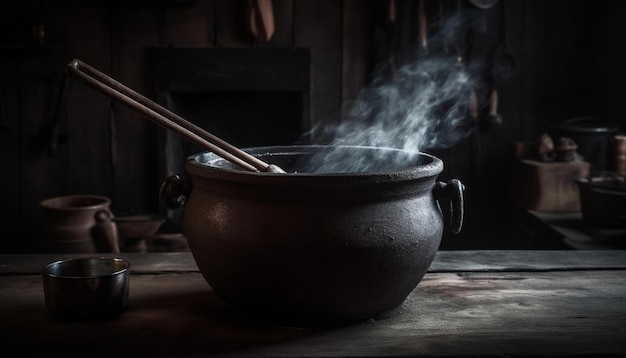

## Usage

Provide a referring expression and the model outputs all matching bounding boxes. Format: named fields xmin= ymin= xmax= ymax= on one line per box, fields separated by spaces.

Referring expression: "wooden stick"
xmin=66 ymin=59 xmax=280 ymax=173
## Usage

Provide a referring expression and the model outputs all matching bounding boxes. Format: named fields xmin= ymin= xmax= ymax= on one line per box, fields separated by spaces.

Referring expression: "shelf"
xmin=524 ymin=210 xmax=626 ymax=250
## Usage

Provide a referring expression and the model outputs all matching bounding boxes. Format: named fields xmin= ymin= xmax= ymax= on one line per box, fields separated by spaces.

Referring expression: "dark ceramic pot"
xmin=161 ymin=145 xmax=463 ymax=326
xmin=39 ymin=195 xmax=120 ymax=254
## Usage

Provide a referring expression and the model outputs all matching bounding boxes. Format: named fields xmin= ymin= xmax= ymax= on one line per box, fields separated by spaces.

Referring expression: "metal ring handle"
xmin=434 ymin=179 xmax=465 ymax=234
xmin=159 ymin=174 xmax=192 ymax=210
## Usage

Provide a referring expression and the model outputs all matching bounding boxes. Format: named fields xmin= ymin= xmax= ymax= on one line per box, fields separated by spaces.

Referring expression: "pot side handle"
xmin=93 ymin=210 xmax=120 ymax=253
xmin=160 ymin=174 xmax=193 ymax=210
xmin=434 ymin=179 xmax=465 ymax=234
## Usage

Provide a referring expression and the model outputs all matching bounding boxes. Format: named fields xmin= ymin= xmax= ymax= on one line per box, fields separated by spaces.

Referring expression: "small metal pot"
xmin=554 ymin=117 xmax=619 ymax=171
xmin=42 ymin=257 xmax=130 ymax=320
xmin=161 ymin=145 xmax=463 ymax=326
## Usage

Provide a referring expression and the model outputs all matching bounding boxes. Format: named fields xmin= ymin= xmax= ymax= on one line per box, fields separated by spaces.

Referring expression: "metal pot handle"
xmin=160 ymin=174 xmax=193 ymax=210
xmin=434 ymin=179 xmax=465 ymax=234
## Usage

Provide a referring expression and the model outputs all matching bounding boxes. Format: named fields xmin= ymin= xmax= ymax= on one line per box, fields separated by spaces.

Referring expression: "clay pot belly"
xmin=161 ymin=145 xmax=463 ymax=326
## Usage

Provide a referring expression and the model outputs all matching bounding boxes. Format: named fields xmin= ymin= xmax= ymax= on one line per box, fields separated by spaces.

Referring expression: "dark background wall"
xmin=0 ymin=0 xmax=624 ymax=252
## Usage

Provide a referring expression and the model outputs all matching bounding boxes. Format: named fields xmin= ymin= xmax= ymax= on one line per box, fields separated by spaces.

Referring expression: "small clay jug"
xmin=39 ymin=195 xmax=120 ymax=253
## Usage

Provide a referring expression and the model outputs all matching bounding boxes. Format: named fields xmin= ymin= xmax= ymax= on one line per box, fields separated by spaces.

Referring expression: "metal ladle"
xmin=65 ymin=59 xmax=286 ymax=173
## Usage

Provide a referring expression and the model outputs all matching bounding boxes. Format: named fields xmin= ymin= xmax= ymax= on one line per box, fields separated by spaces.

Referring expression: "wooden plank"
xmin=295 ymin=0 xmax=342 ymax=131
xmin=454 ymin=0 xmax=511 ymax=250
xmin=1 ymin=268 xmax=626 ymax=356
xmin=0 ymin=2 xmax=24 ymax=251
xmin=110 ymin=5 xmax=161 ymax=216
xmin=0 ymin=58 xmax=21 ymax=251
xmin=164 ymin=0 xmax=215 ymax=46
xmin=4 ymin=250 xmax=626 ymax=275
xmin=214 ymin=0 xmax=249 ymax=47
xmin=430 ymin=249 xmax=626 ymax=272
xmin=521 ymin=1 xmax=598 ymax=136
xmin=265 ymin=0 xmax=294 ymax=47
xmin=17 ymin=60 xmax=67 ymax=250
xmin=501 ymin=0 xmax=525 ymax=141
xmin=596 ymin=1 xmax=626 ymax=133
xmin=0 ymin=252 xmax=199 ymax=275
xmin=341 ymin=0 xmax=375 ymax=113
xmin=59 ymin=0 xmax=113 ymax=196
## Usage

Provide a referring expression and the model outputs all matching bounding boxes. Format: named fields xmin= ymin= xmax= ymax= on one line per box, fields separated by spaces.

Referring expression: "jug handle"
xmin=434 ymin=179 xmax=465 ymax=234
xmin=94 ymin=210 xmax=121 ymax=253
xmin=160 ymin=174 xmax=193 ymax=210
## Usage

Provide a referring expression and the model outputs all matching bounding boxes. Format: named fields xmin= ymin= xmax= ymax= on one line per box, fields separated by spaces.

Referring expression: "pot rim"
xmin=39 ymin=195 xmax=111 ymax=211
xmin=42 ymin=257 xmax=130 ymax=279
xmin=185 ymin=145 xmax=443 ymax=183
xmin=560 ymin=116 xmax=619 ymax=133
xmin=576 ymin=177 xmax=626 ymax=195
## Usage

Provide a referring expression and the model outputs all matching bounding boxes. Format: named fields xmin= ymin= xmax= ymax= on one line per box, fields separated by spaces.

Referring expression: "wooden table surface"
xmin=2 ymin=251 xmax=626 ymax=357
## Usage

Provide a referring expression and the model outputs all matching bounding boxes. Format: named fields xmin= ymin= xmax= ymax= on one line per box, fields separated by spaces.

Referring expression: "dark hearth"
xmin=152 ymin=47 xmax=311 ymax=225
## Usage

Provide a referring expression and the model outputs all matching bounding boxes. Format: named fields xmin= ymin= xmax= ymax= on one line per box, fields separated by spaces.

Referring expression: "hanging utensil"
xmin=490 ymin=0 xmax=518 ymax=80
xmin=417 ymin=0 xmax=428 ymax=53
xmin=484 ymin=1 xmax=516 ymax=128
xmin=485 ymin=88 xmax=502 ymax=126
xmin=65 ymin=59 xmax=285 ymax=173
xmin=246 ymin=0 xmax=275 ymax=43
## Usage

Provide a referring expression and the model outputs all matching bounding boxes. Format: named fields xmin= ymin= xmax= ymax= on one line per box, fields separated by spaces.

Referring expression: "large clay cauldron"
xmin=161 ymin=145 xmax=463 ymax=326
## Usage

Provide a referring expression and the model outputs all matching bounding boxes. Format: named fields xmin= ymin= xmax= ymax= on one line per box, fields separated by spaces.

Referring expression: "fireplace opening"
xmin=166 ymin=90 xmax=305 ymax=149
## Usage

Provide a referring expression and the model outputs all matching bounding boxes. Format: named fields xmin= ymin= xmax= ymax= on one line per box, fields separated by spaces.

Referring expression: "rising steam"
xmin=306 ymin=51 xmax=477 ymax=174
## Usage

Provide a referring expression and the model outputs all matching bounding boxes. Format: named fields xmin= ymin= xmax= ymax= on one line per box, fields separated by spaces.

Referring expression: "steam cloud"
xmin=306 ymin=51 xmax=478 ymax=174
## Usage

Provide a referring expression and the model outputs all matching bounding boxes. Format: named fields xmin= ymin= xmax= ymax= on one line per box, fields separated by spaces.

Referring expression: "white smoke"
xmin=306 ymin=53 xmax=478 ymax=173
